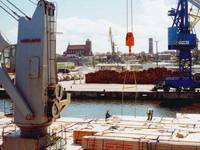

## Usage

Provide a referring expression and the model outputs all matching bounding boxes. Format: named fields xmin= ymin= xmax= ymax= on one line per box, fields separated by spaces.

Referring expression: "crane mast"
xmin=168 ymin=0 xmax=195 ymax=77
xmin=0 ymin=0 xmax=70 ymax=149
xmin=160 ymin=0 xmax=200 ymax=91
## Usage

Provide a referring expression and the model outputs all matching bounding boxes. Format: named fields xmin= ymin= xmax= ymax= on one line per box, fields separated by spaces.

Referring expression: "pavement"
xmin=59 ymin=80 xmax=155 ymax=92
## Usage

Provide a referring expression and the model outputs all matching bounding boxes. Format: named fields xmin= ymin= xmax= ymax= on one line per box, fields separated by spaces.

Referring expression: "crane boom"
xmin=109 ymin=27 xmax=116 ymax=55
xmin=0 ymin=65 xmax=33 ymax=118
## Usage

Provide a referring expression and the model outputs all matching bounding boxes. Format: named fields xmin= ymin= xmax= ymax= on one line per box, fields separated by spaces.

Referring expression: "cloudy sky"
xmin=0 ymin=0 xmax=199 ymax=54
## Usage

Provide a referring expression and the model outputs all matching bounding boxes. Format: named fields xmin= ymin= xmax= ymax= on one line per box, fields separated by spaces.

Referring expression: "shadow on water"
xmin=159 ymin=98 xmax=200 ymax=113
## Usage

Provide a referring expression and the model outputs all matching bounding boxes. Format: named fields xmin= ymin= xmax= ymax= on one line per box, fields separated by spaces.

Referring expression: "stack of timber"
xmin=0 ymin=114 xmax=200 ymax=149
xmin=74 ymin=115 xmax=200 ymax=150
xmin=73 ymin=123 xmax=109 ymax=144
xmin=86 ymin=68 xmax=177 ymax=84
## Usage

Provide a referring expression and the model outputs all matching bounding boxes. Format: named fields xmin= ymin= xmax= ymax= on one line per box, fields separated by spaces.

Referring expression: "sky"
xmin=0 ymin=0 xmax=199 ymax=55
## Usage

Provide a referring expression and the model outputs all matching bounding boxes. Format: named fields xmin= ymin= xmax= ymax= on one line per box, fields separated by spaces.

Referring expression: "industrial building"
xmin=63 ymin=39 xmax=93 ymax=57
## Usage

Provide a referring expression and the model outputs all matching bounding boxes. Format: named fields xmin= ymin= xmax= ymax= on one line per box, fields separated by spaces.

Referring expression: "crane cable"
xmin=27 ymin=0 xmax=37 ymax=6
xmin=0 ymin=5 xmax=18 ymax=20
xmin=126 ymin=0 xmax=129 ymax=32
xmin=0 ymin=0 xmax=32 ymax=21
xmin=121 ymin=0 xmax=137 ymax=117
xmin=121 ymin=65 xmax=138 ymax=117
xmin=126 ymin=0 xmax=133 ymax=32
xmin=131 ymin=0 xmax=133 ymax=32
xmin=6 ymin=0 xmax=31 ymax=20
xmin=0 ymin=0 xmax=19 ymax=20
xmin=126 ymin=0 xmax=134 ymax=56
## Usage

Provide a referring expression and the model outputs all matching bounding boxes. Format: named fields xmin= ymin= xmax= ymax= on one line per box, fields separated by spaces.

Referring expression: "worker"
xmin=147 ymin=109 xmax=153 ymax=121
xmin=150 ymin=109 xmax=153 ymax=121
xmin=105 ymin=110 xmax=112 ymax=121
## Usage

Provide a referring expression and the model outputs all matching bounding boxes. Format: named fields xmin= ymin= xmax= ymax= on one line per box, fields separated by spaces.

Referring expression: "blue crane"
xmin=160 ymin=0 xmax=200 ymax=91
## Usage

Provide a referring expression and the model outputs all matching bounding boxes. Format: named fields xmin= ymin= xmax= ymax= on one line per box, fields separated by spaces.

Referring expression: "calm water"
xmin=62 ymin=99 xmax=200 ymax=118
xmin=1 ymin=99 xmax=200 ymax=118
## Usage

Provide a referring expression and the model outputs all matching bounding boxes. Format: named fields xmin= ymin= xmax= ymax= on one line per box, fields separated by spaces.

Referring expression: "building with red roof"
xmin=63 ymin=39 xmax=93 ymax=57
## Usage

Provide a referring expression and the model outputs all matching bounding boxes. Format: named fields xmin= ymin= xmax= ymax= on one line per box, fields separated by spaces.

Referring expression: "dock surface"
xmin=60 ymin=81 xmax=154 ymax=92
xmin=60 ymin=81 xmax=200 ymax=100
xmin=1 ymin=81 xmax=200 ymax=100
xmin=1 ymin=114 xmax=200 ymax=149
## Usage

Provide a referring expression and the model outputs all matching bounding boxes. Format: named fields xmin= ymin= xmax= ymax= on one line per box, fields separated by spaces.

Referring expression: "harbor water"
xmin=1 ymin=98 xmax=200 ymax=119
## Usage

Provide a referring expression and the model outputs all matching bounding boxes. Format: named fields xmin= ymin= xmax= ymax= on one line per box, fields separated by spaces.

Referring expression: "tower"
xmin=85 ymin=39 xmax=92 ymax=56
xmin=149 ymin=38 xmax=154 ymax=54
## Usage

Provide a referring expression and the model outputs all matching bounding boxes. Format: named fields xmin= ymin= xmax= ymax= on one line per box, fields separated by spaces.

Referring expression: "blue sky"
xmin=1 ymin=0 xmax=198 ymax=54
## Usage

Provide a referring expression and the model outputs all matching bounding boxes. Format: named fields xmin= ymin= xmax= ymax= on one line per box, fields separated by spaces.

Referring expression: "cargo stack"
xmin=1 ymin=114 xmax=200 ymax=150
xmin=86 ymin=68 xmax=177 ymax=84
xmin=72 ymin=115 xmax=200 ymax=150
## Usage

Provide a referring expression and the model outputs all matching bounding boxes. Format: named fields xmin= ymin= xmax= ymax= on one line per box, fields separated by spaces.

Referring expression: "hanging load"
xmin=126 ymin=32 xmax=134 ymax=56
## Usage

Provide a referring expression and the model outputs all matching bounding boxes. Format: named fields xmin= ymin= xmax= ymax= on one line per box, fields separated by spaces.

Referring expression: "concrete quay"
xmin=60 ymin=81 xmax=200 ymax=100
xmin=0 ymin=80 xmax=200 ymax=100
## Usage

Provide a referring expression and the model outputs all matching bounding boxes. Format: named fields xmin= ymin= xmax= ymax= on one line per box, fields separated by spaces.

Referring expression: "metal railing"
xmin=44 ymin=125 xmax=68 ymax=150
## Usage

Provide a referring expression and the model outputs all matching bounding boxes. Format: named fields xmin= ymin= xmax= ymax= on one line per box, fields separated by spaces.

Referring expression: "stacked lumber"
xmin=73 ymin=130 xmax=98 ymax=144
xmin=82 ymin=136 xmax=200 ymax=150
xmin=82 ymin=136 xmax=142 ymax=150
xmin=73 ymin=115 xmax=200 ymax=150
xmin=86 ymin=68 xmax=177 ymax=84
xmin=73 ymin=124 xmax=110 ymax=144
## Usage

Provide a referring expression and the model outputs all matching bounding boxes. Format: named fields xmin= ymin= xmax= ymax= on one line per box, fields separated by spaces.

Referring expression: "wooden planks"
xmin=78 ymin=115 xmax=200 ymax=150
